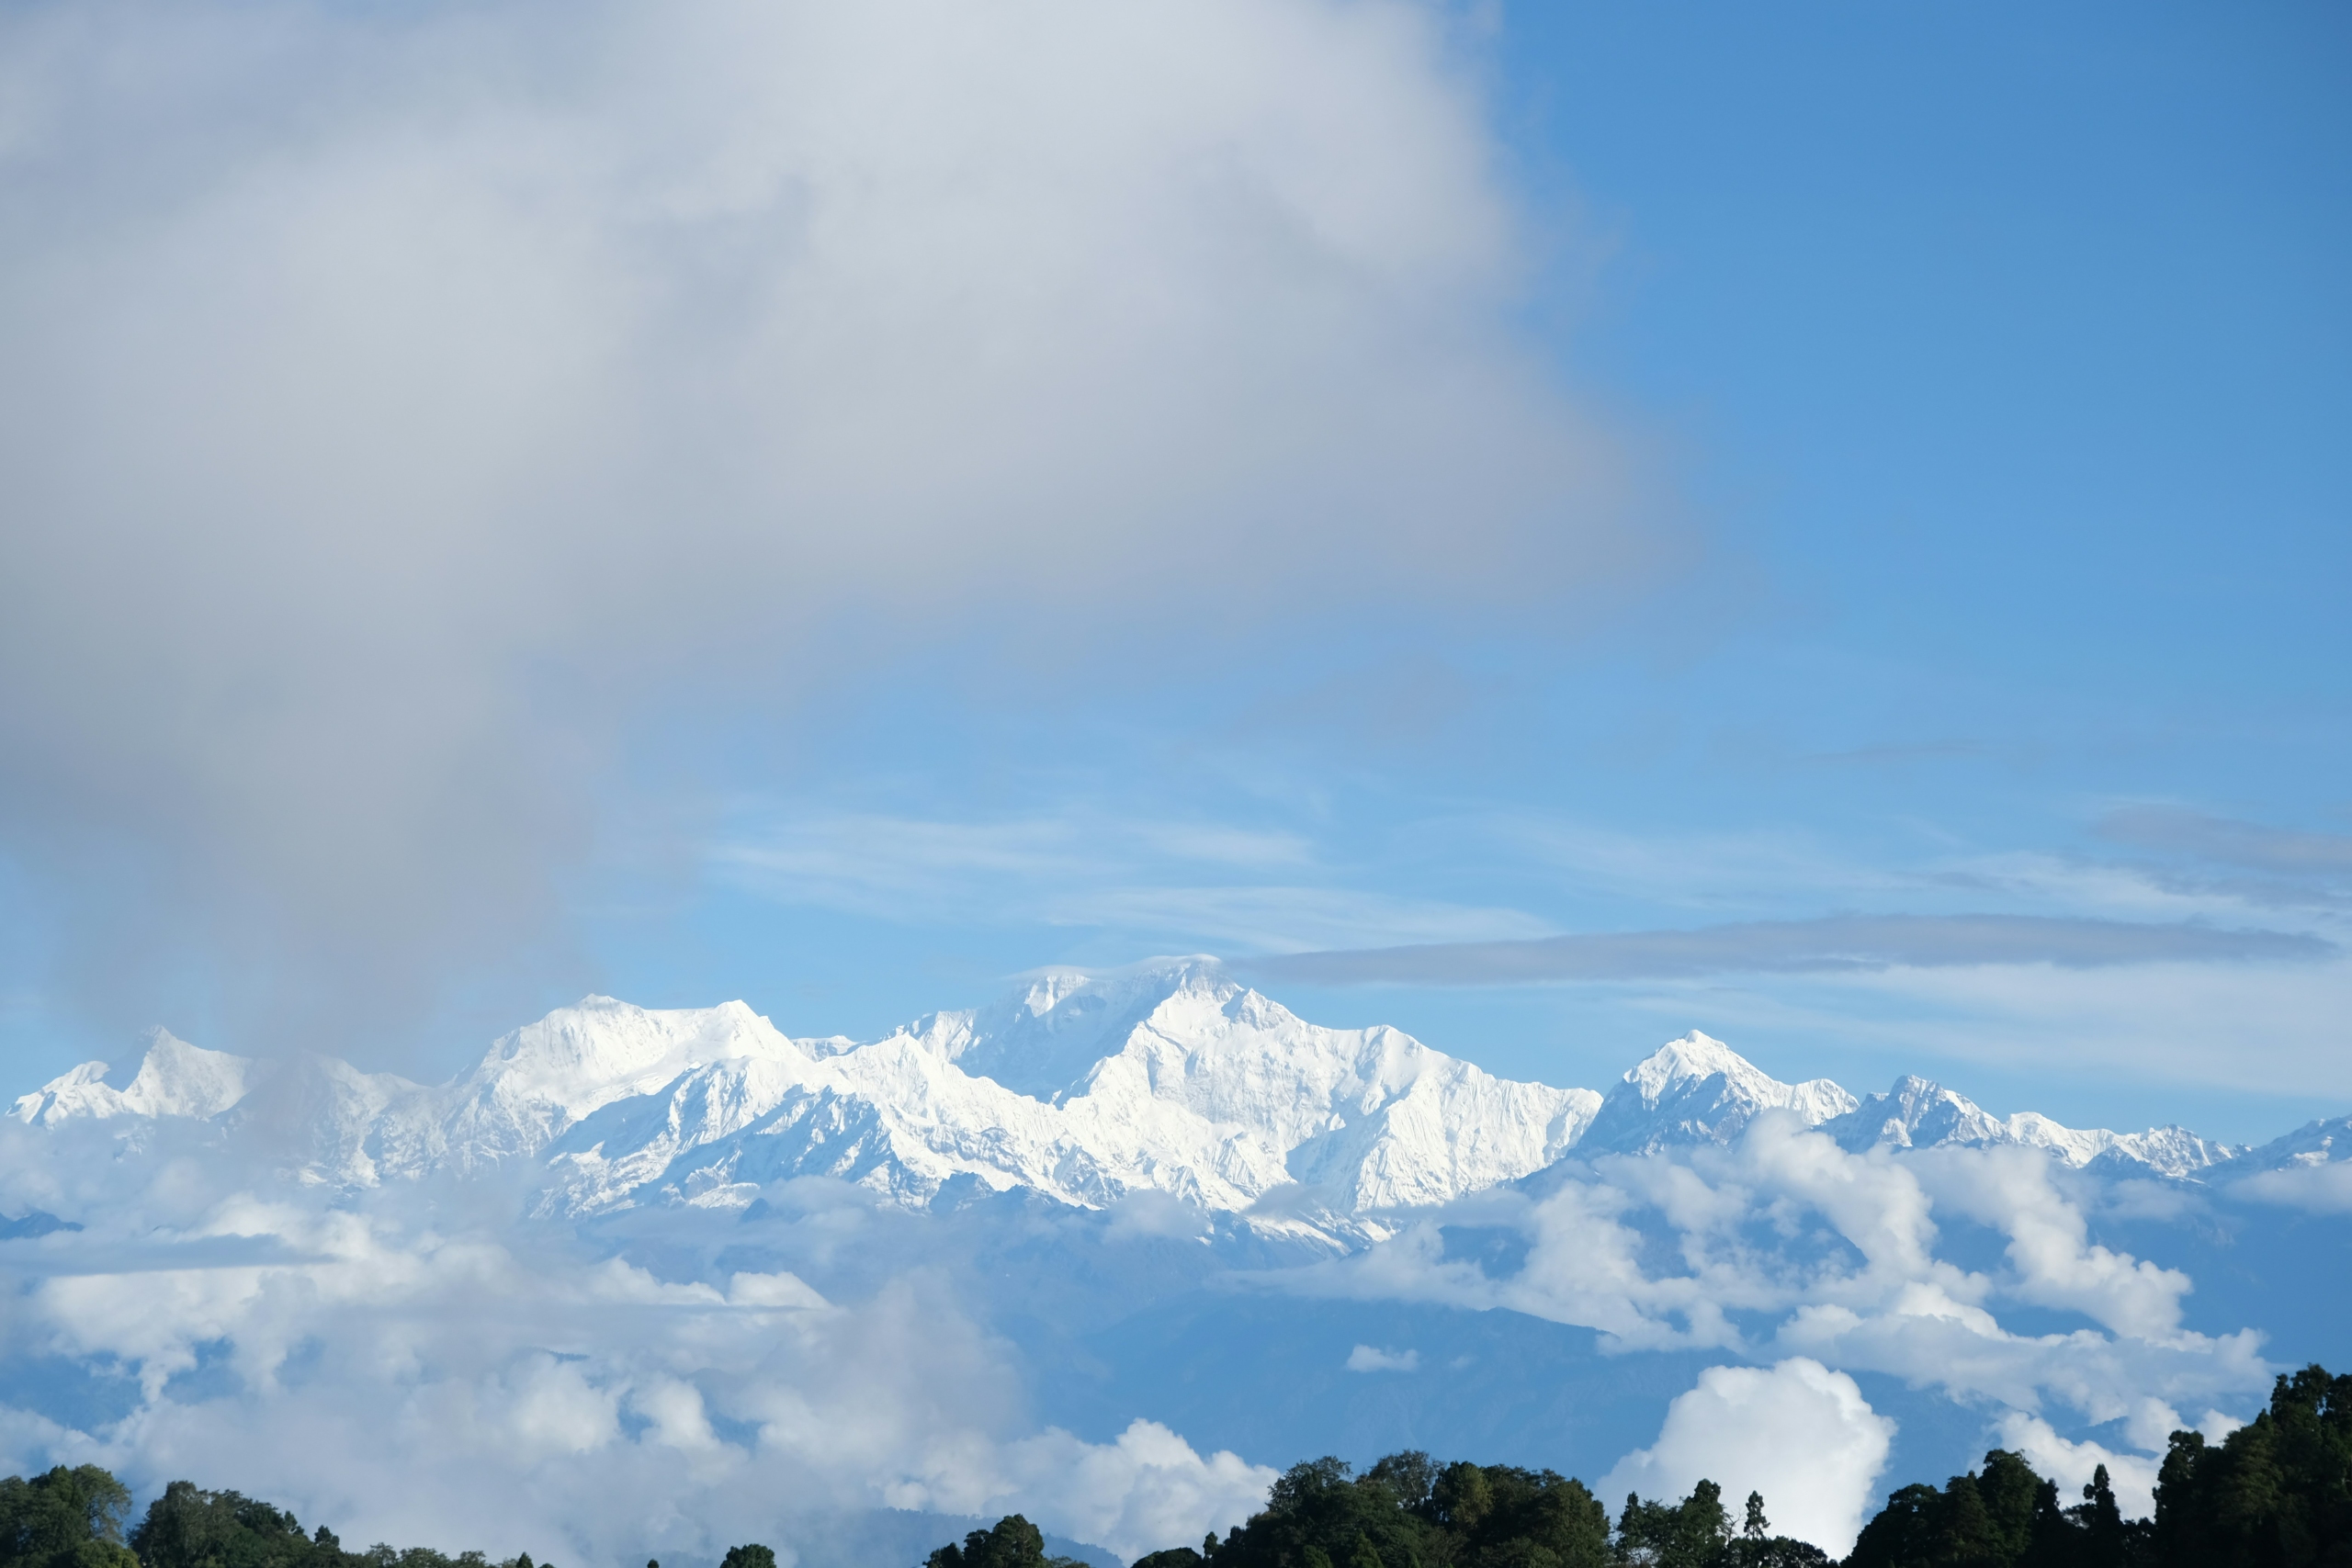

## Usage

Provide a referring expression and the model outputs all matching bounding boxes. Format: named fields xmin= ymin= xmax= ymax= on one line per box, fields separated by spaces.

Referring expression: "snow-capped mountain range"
xmin=8 ymin=958 xmax=2331 ymax=1229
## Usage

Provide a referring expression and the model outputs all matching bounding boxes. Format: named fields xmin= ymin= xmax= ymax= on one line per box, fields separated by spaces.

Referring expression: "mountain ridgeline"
xmin=5 ymin=1366 xmax=2342 ymax=1568
xmin=11 ymin=961 xmax=2336 ymax=1241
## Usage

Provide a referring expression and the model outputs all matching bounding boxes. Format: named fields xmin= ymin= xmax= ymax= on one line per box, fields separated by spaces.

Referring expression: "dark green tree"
xmin=718 ymin=1547 xmax=775 ymax=1568
xmin=1366 ymin=1455 xmax=1439 ymax=1515
xmin=1130 ymin=1551 xmax=1204 ymax=1568
xmin=2063 ymin=1466 xmax=2131 ymax=1568
xmin=1615 ymin=1481 xmax=1729 ymax=1568
xmin=1138 ymin=1450 xmax=1605 ymax=1568
xmin=130 ymin=1481 xmax=334 ymax=1568
xmin=1432 ymin=1463 xmax=1495 ymax=1537
xmin=1975 ymin=1449 xmax=2072 ymax=1567
xmin=0 ymin=1466 xmax=139 ymax=1568
xmin=1845 ymin=1483 xmax=1949 ymax=1568
xmin=1846 ymin=1449 xmax=2113 ymax=1568
xmin=926 ymin=1516 xmax=1085 ymax=1568
xmin=1204 ymin=1457 xmax=1430 ymax=1568
xmin=1938 ymin=1472 xmax=1996 ymax=1566
xmin=352 ymin=1545 xmax=478 ymax=1568
xmin=2150 ymin=1362 xmax=2352 ymax=1568
xmin=1469 ymin=1466 xmax=1607 ymax=1568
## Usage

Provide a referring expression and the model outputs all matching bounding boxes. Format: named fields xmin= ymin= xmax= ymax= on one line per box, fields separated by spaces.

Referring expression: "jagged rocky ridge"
xmin=10 ymin=959 xmax=2331 ymax=1230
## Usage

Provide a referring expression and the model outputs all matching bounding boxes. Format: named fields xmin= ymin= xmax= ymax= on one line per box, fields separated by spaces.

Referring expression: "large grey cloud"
xmin=1243 ymin=912 xmax=2336 ymax=987
xmin=0 ymin=0 xmax=1659 ymax=1055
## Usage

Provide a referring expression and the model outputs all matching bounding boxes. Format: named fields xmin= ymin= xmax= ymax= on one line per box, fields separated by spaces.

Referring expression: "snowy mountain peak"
xmin=1620 ymin=1031 xmax=1756 ymax=1096
xmin=522 ymin=961 xmax=1593 ymax=1218
xmin=892 ymin=956 xmax=1244 ymax=1102
xmin=414 ymin=996 xmax=818 ymax=1175
xmin=1822 ymin=1075 xmax=2009 ymax=1153
xmin=11 ymin=1029 xmax=261 ymax=1126
xmin=1817 ymin=1076 xmax=2245 ymax=1179
xmin=469 ymin=997 xmax=803 ymax=1103
xmin=1580 ymin=1031 xmax=1858 ymax=1155
xmin=1 ymin=978 xmax=2282 ymax=1226
xmin=2243 ymin=1116 xmax=2350 ymax=1170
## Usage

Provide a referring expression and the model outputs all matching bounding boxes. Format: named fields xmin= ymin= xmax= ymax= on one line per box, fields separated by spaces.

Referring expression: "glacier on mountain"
xmin=9 ymin=958 xmax=2312 ymax=1228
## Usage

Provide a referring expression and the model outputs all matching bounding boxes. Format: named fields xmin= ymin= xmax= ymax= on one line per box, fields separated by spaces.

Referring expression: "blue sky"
xmin=2 ymin=0 xmax=2346 ymax=1140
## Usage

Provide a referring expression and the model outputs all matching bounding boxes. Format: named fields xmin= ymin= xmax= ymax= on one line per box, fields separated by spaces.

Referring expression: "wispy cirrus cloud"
xmin=2081 ymin=806 xmax=2352 ymax=911
xmin=714 ymin=811 xmax=1553 ymax=952
xmin=2097 ymin=807 xmax=2352 ymax=877
xmin=1243 ymin=913 xmax=2335 ymax=987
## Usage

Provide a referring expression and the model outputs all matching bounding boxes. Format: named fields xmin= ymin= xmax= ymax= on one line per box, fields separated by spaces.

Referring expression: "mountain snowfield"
xmin=10 ymin=958 xmax=2329 ymax=1228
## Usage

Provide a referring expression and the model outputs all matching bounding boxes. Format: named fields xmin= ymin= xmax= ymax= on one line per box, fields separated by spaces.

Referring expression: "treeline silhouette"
xmin=0 ymin=1366 xmax=2340 ymax=1568
xmin=938 ymin=1364 xmax=2349 ymax=1568
xmin=0 ymin=1473 xmax=566 ymax=1568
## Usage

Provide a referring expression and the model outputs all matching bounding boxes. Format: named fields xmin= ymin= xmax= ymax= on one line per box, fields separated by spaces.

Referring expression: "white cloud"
xmin=1906 ymin=1145 xmax=2190 ymax=1338
xmin=1597 ymin=1359 xmax=1893 ymax=1557
xmin=0 ymin=1166 xmax=1270 ymax=1565
xmin=1812 ymin=959 xmax=2352 ymax=1099
xmin=0 ymin=0 xmax=1650 ymax=1051
xmin=995 ymin=1421 xmax=1278 ymax=1562
xmin=714 ymin=808 xmax=1558 ymax=953
xmin=1345 ymin=1344 xmax=1419 ymax=1372
xmin=2230 ymin=1160 xmax=2352 ymax=1214
xmin=1285 ymin=1122 xmax=2273 ymax=1430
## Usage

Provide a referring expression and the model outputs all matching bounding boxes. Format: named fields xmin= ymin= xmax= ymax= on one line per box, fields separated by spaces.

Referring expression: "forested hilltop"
xmin=3 ymin=1367 xmax=2342 ymax=1568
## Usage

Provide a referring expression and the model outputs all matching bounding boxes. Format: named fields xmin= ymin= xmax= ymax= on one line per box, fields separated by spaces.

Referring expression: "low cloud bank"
xmin=2230 ymin=1159 xmax=2352 ymax=1215
xmin=1282 ymin=1116 xmax=2271 ymax=1504
xmin=0 ymin=1127 xmax=1272 ymax=1564
xmin=0 ymin=1112 xmax=2295 ymax=1563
